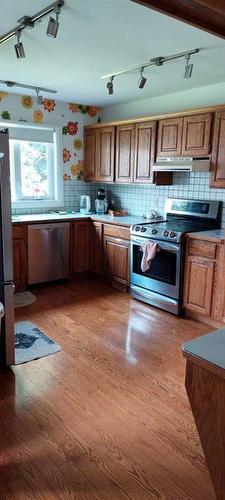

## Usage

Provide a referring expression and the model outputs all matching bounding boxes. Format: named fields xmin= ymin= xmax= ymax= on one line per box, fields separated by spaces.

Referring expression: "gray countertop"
xmin=182 ymin=328 xmax=225 ymax=378
xmin=186 ymin=229 xmax=225 ymax=243
xmin=12 ymin=213 xmax=152 ymax=227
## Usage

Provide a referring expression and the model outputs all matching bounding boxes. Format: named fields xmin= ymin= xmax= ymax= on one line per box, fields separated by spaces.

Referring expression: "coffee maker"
xmin=95 ymin=189 xmax=108 ymax=214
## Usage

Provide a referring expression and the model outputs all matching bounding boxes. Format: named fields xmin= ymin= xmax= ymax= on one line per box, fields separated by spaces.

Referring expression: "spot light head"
xmin=107 ymin=76 xmax=114 ymax=95
xmin=138 ymin=67 xmax=147 ymax=89
xmin=14 ymin=30 xmax=25 ymax=59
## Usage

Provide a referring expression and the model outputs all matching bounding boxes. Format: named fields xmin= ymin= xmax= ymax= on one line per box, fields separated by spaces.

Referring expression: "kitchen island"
xmin=183 ymin=329 xmax=225 ymax=500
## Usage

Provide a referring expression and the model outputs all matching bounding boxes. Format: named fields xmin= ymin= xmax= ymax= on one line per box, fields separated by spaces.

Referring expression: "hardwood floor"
xmin=0 ymin=279 xmax=215 ymax=499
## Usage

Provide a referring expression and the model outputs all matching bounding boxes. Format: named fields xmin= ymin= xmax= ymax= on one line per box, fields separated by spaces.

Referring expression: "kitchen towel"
xmin=141 ymin=242 xmax=158 ymax=272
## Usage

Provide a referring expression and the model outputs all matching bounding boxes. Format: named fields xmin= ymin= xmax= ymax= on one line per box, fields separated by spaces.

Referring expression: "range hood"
xmin=153 ymin=156 xmax=211 ymax=173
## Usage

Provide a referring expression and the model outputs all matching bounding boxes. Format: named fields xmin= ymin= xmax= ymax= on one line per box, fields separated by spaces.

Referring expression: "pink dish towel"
xmin=140 ymin=242 xmax=159 ymax=272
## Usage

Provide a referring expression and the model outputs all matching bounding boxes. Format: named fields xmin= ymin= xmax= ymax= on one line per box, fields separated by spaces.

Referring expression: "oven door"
xmin=130 ymin=236 xmax=182 ymax=299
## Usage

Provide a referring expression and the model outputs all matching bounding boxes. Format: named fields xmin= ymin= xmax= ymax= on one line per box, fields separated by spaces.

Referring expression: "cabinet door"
xmin=134 ymin=121 xmax=156 ymax=183
xmin=90 ymin=222 xmax=103 ymax=274
xmin=99 ymin=127 xmax=115 ymax=182
xmin=103 ymin=236 xmax=129 ymax=285
xmin=211 ymin=111 xmax=225 ymax=188
xmin=115 ymin=124 xmax=135 ymax=182
xmin=157 ymin=117 xmax=183 ymax=157
xmin=73 ymin=221 xmax=90 ymax=273
xmin=182 ymin=113 xmax=212 ymax=156
xmin=183 ymin=255 xmax=215 ymax=316
xmin=13 ymin=224 xmax=27 ymax=292
xmin=84 ymin=128 xmax=99 ymax=181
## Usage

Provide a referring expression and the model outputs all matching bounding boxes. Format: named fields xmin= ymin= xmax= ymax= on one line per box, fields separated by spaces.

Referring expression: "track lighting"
xmin=107 ymin=76 xmax=114 ymax=95
xmin=138 ymin=67 xmax=147 ymax=89
xmin=36 ymin=89 xmax=42 ymax=105
xmin=101 ymin=48 xmax=199 ymax=95
xmin=46 ymin=6 xmax=61 ymax=38
xmin=0 ymin=1 xmax=65 ymax=59
xmin=14 ymin=30 xmax=25 ymax=59
xmin=184 ymin=54 xmax=193 ymax=79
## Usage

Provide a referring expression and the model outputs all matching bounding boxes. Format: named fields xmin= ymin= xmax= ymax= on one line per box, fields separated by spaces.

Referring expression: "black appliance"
xmin=130 ymin=198 xmax=221 ymax=315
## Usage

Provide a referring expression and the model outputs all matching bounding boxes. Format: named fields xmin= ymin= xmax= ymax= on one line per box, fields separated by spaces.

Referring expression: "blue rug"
xmin=15 ymin=321 xmax=61 ymax=365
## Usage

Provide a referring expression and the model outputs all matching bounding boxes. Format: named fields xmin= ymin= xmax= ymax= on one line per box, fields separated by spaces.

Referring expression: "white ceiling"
xmin=1 ymin=0 xmax=225 ymax=106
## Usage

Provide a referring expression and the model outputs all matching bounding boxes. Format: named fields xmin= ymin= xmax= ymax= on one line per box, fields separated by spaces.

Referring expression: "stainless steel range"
xmin=130 ymin=198 xmax=221 ymax=315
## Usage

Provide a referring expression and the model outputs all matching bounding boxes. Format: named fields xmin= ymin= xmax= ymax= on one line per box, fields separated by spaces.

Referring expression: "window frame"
xmin=3 ymin=121 xmax=63 ymax=209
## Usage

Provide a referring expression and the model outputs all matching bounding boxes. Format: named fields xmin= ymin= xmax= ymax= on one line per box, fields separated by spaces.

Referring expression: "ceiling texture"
xmin=0 ymin=0 xmax=225 ymax=106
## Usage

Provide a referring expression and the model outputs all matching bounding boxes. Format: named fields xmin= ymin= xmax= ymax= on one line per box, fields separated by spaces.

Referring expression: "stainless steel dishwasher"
xmin=28 ymin=223 xmax=70 ymax=284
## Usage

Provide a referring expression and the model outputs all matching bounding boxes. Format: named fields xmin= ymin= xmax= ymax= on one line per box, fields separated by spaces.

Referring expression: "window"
xmin=9 ymin=125 xmax=62 ymax=209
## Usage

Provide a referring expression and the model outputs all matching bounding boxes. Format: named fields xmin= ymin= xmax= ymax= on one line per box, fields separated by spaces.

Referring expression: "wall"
xmin=102 ymin=81 xmax=225 ymax=122
xmin=101 ymin=173 xmax=225 ymax=226
xmin=0 ymin=91 xmax=101 ymax=214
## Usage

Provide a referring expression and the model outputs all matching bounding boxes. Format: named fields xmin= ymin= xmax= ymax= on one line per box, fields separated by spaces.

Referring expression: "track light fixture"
xmin=101 ymin=48 xmax=200 ymax=95
xmin=107 ymin=76 xmax=114 ymax=95
xmin=36 ymin=89 xmax=43 ymax=105
xmin=14 ymin=30 xmax=25 ymax=59
xmin=47 ymin=5 xmax=61 ymax=38
xmin=184 ymin=53 xmax=193 ymax=79
xmin=138 ymin=67 xmax=147 ymax=89
xmin=0 ymin=1 xmax=65 ymax=58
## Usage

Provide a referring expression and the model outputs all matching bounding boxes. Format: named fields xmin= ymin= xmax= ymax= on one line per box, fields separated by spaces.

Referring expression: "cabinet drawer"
xmin=103 ymin=224 xmax=130 ymax=240
xmin=187 ymin=239 xmax=217 ymax=259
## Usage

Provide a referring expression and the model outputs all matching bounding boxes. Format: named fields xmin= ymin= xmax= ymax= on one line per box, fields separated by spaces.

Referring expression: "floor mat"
xmin=14 ymin=321 xmax=61 ymax=365
xmin=14 ymin=291 xmax=36 ymax=309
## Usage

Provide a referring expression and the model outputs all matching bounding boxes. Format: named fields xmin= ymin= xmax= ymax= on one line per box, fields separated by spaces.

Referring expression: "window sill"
xmin=12 ymin=199 xmax=63 ymax=209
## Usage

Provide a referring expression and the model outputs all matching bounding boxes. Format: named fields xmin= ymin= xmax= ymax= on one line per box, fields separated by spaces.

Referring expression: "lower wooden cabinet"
xmin=183 ymin=255 xmax=215 ymax=316
xmin=183 ymin=236 xmax=225 ymax=325
xmin=13 ymin=224 xmax=28 ymax=292
xmin=103 ymin=224 xmax=130 ymax=287
xmin=90 ymin=221 xmax=103 ymax=274
xmin=103 ymin=236 xmax=129 ymax=286
xmin=72 ymin=220 xmax=90 ymax=273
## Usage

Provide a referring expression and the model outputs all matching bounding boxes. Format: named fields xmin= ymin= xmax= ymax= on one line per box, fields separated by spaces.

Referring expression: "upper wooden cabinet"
xmin=157 ymin=117 xmax=183 ymax=157
xmin=182 ymin=113 xmax=212 ymax=156
xmin=157 ymin=113 xmax=212 ymax=158
xmin=99 ymin=127 xmax=115 ymax=182
xmin=84 ymin=126 xmax=115 ymax=182
xmin=84 ymin=128 xmax=99 ymax=181
xmin=211 ymin=111 xmax=225 ymax=188
xmin=115 ymin=124 xmax=135 ymax=183
xmin=134 ymin=121 xmax=156 ymax=183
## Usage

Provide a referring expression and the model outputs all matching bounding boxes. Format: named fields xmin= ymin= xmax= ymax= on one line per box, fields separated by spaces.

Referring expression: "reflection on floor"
xmin=0 ymin=279 xmax=214 ymax=499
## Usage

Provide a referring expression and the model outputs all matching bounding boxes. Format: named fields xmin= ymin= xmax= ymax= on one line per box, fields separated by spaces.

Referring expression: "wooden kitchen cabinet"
xmin=72 ymin=221 xmax=90 ymax=273
xmin=157 ymin=112 xmax=212 ymax=159
xmin=183 ymin=236 xmax=225 ymax=325
xmin=157 ymin=117 xmax=183 ymax=157
xmin=84 ymin=128 xmax=99 ymax=181
xmin=115 ymin=124 xmax=135 ymax=183
xmin=134 ymin=121 xmax=156 ymax=183
xmin=84 ymin=126 xmax=115 ymax=182
xmin=13 ymin=224 xmax=28 ymax=292
xmin=211 ymin=111 xmax=225 ymax=188
xmin=183 ymin=255 xmax=215 ymax=316
xmin=90 ymin=221 xmax=103 ymax=274
xmin=99 ymin=127 xmax=115 ymax=182
xmin=103 ymin=224 xmax=130 ymax=287
xmin=182 ymin=113 xmax=212 ymax=156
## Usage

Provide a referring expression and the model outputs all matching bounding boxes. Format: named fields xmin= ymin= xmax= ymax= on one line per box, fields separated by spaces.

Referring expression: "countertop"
xmin=186 ymin=229 xmax=225 ymax=243
xmin=12 ymin=213 xmax=151 ymax=227
xmin=182 ymin=327 xmax=225 ymax=379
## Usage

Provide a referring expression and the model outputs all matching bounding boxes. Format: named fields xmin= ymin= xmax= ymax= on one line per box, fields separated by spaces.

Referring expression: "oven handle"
xmin=130 ymin=237 xmax=180 ymax=253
